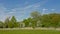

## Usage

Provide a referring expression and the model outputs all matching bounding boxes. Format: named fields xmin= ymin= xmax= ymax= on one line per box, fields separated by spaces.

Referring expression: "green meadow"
xmin=0 ymin=30 xmax=60 ymax=34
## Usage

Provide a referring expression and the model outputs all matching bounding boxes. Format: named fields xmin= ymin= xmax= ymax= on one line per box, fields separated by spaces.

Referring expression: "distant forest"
xmin=0 ymin=11 xmax=60 ymax=28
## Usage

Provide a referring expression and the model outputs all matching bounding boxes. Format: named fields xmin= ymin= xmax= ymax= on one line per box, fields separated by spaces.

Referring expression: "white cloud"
xmin=8 ymin=12 xmax=15 ymax=14
xmin=22 ymin=0 xmax=48 ymax=10
xmin=51 ymin=9 xmax=55 ymax=11
xmin=0 ymin=4 xmax=11 ymax=21
xmin=9 ymin=0 xmax=49 ymax=13
xmin=42 ymin=8 xmax=48 ymax=11
xmin=11 ymin=9 xmax=16 ymax=12
xmin=42 ymin=8 xmax=48 ymax=14
xmin=0 ymin=0 xmax=49 ymax=21
xmin=23 ymin=3 xmax=40 ymax=10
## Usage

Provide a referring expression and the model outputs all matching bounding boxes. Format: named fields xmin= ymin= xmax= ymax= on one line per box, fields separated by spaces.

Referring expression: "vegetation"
xmin=0 ymin=30 xmax=60 ymax=34
xmin=0 ymin=11 xmax=60 ymax=28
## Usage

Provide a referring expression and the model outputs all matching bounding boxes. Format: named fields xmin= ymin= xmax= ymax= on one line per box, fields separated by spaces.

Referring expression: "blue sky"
xmin=0 ymin=0 xmax=60 ymax=21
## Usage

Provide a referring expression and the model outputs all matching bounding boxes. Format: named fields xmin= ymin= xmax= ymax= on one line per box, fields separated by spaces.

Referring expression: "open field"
xmin=0 ymin=28 xmax=60 ymax=34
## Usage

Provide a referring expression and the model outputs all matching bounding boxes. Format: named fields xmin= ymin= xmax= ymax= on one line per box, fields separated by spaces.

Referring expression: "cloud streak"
xmin=0 ymin=0 xmax=49 ymax=21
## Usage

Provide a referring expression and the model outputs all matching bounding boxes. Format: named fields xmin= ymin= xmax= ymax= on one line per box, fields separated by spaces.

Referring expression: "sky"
xmin=0 ymin=0 xmax=60 ymax=21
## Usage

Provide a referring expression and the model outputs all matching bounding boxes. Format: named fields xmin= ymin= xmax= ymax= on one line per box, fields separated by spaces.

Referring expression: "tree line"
xmin=0 ymin=11 xmax=60 ymax=28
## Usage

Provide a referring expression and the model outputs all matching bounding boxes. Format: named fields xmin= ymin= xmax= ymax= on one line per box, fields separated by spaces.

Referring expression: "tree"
xmin=4 ymin=17 xmax=10 ymax=28
xmin=41 ymin=13 xmax=60 ymax=28
xmin=23 ymin=19 xmax=28 ymax=27
xmin=23 ymin=18 xmax=32 ymax=27
xmin=41 ymin=14 xmax=51 ymax=27
xmin=30 ymin=11 xmax=41 ymax=28
xmin=31 ymin=11 xmax=41 ymax=19
xmin=27 ymin=18 xmax=32 ymax=27
xmin=9 ymin=16 xmax=19 ymax=28
xmin=0 ymin=21 xmax=3 ymax=28
xmin=50 ymin=13 xmax=60 ymax=28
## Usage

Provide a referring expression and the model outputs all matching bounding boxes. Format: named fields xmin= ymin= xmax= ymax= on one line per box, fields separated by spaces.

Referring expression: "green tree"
xmin=50 ymin=13 xmax=60 ymax=28
xmin=41 ymin=14 xmax=51 ymax=27
xmin=41 ymin=13 xmax=60 ymax=28
xmin=23 ymin=17 xmax=33 ymax=27
xmin=23 ymin=19 xmax=28 ymax=27
xmin=30 ymin=11 xmax=41 ymax=28
xmin=0 ymin=21 xmax=3 ymax=28
xmin=4 ymin=17 xmax=10 ymax=28
xmin=10 ymin=16 xmax=19 ymax=28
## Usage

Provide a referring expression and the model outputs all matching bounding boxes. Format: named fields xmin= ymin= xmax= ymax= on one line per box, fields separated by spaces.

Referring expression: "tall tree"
xmin=50 ymin=13 xmax=60 ymax=27
xmin=41 ymin=13 xmax=60 ymax=27
xmin=10 ymin=16 xmax=19 ymax=28
xmin=41 ymin=14 xmax=51 ymax=27
xmin=4 ymin=17 xmax=10 ymax=28
xmin=30 ymin=11 xmax=41 ymax=28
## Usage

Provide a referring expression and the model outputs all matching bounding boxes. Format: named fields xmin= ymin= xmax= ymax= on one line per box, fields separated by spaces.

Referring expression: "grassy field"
xmin=0 ymin=29 xmax=60 ymax=34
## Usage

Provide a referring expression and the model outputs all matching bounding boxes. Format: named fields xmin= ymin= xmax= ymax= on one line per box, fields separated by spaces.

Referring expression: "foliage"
xmin=0 ymin=11 xmax=60 ymax=28
xmin=0 ymin=21 xmax=3 ymax=28
xmin=23 ymin=18 xmax=32 ymax=27
xmin=41 ymin=13 xmax=60 ymax=27
xmin=4 ymin=17 xmax=10 ymax=28
xmin=30 ymin=11 xmax=41 ymax=28
xmin=10 ymin=16 xmax=19 ymax=28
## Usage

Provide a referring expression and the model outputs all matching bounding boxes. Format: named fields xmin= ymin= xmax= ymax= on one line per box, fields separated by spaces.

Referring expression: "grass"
xmin=0 ymin=29 xmax=60 ymax=34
